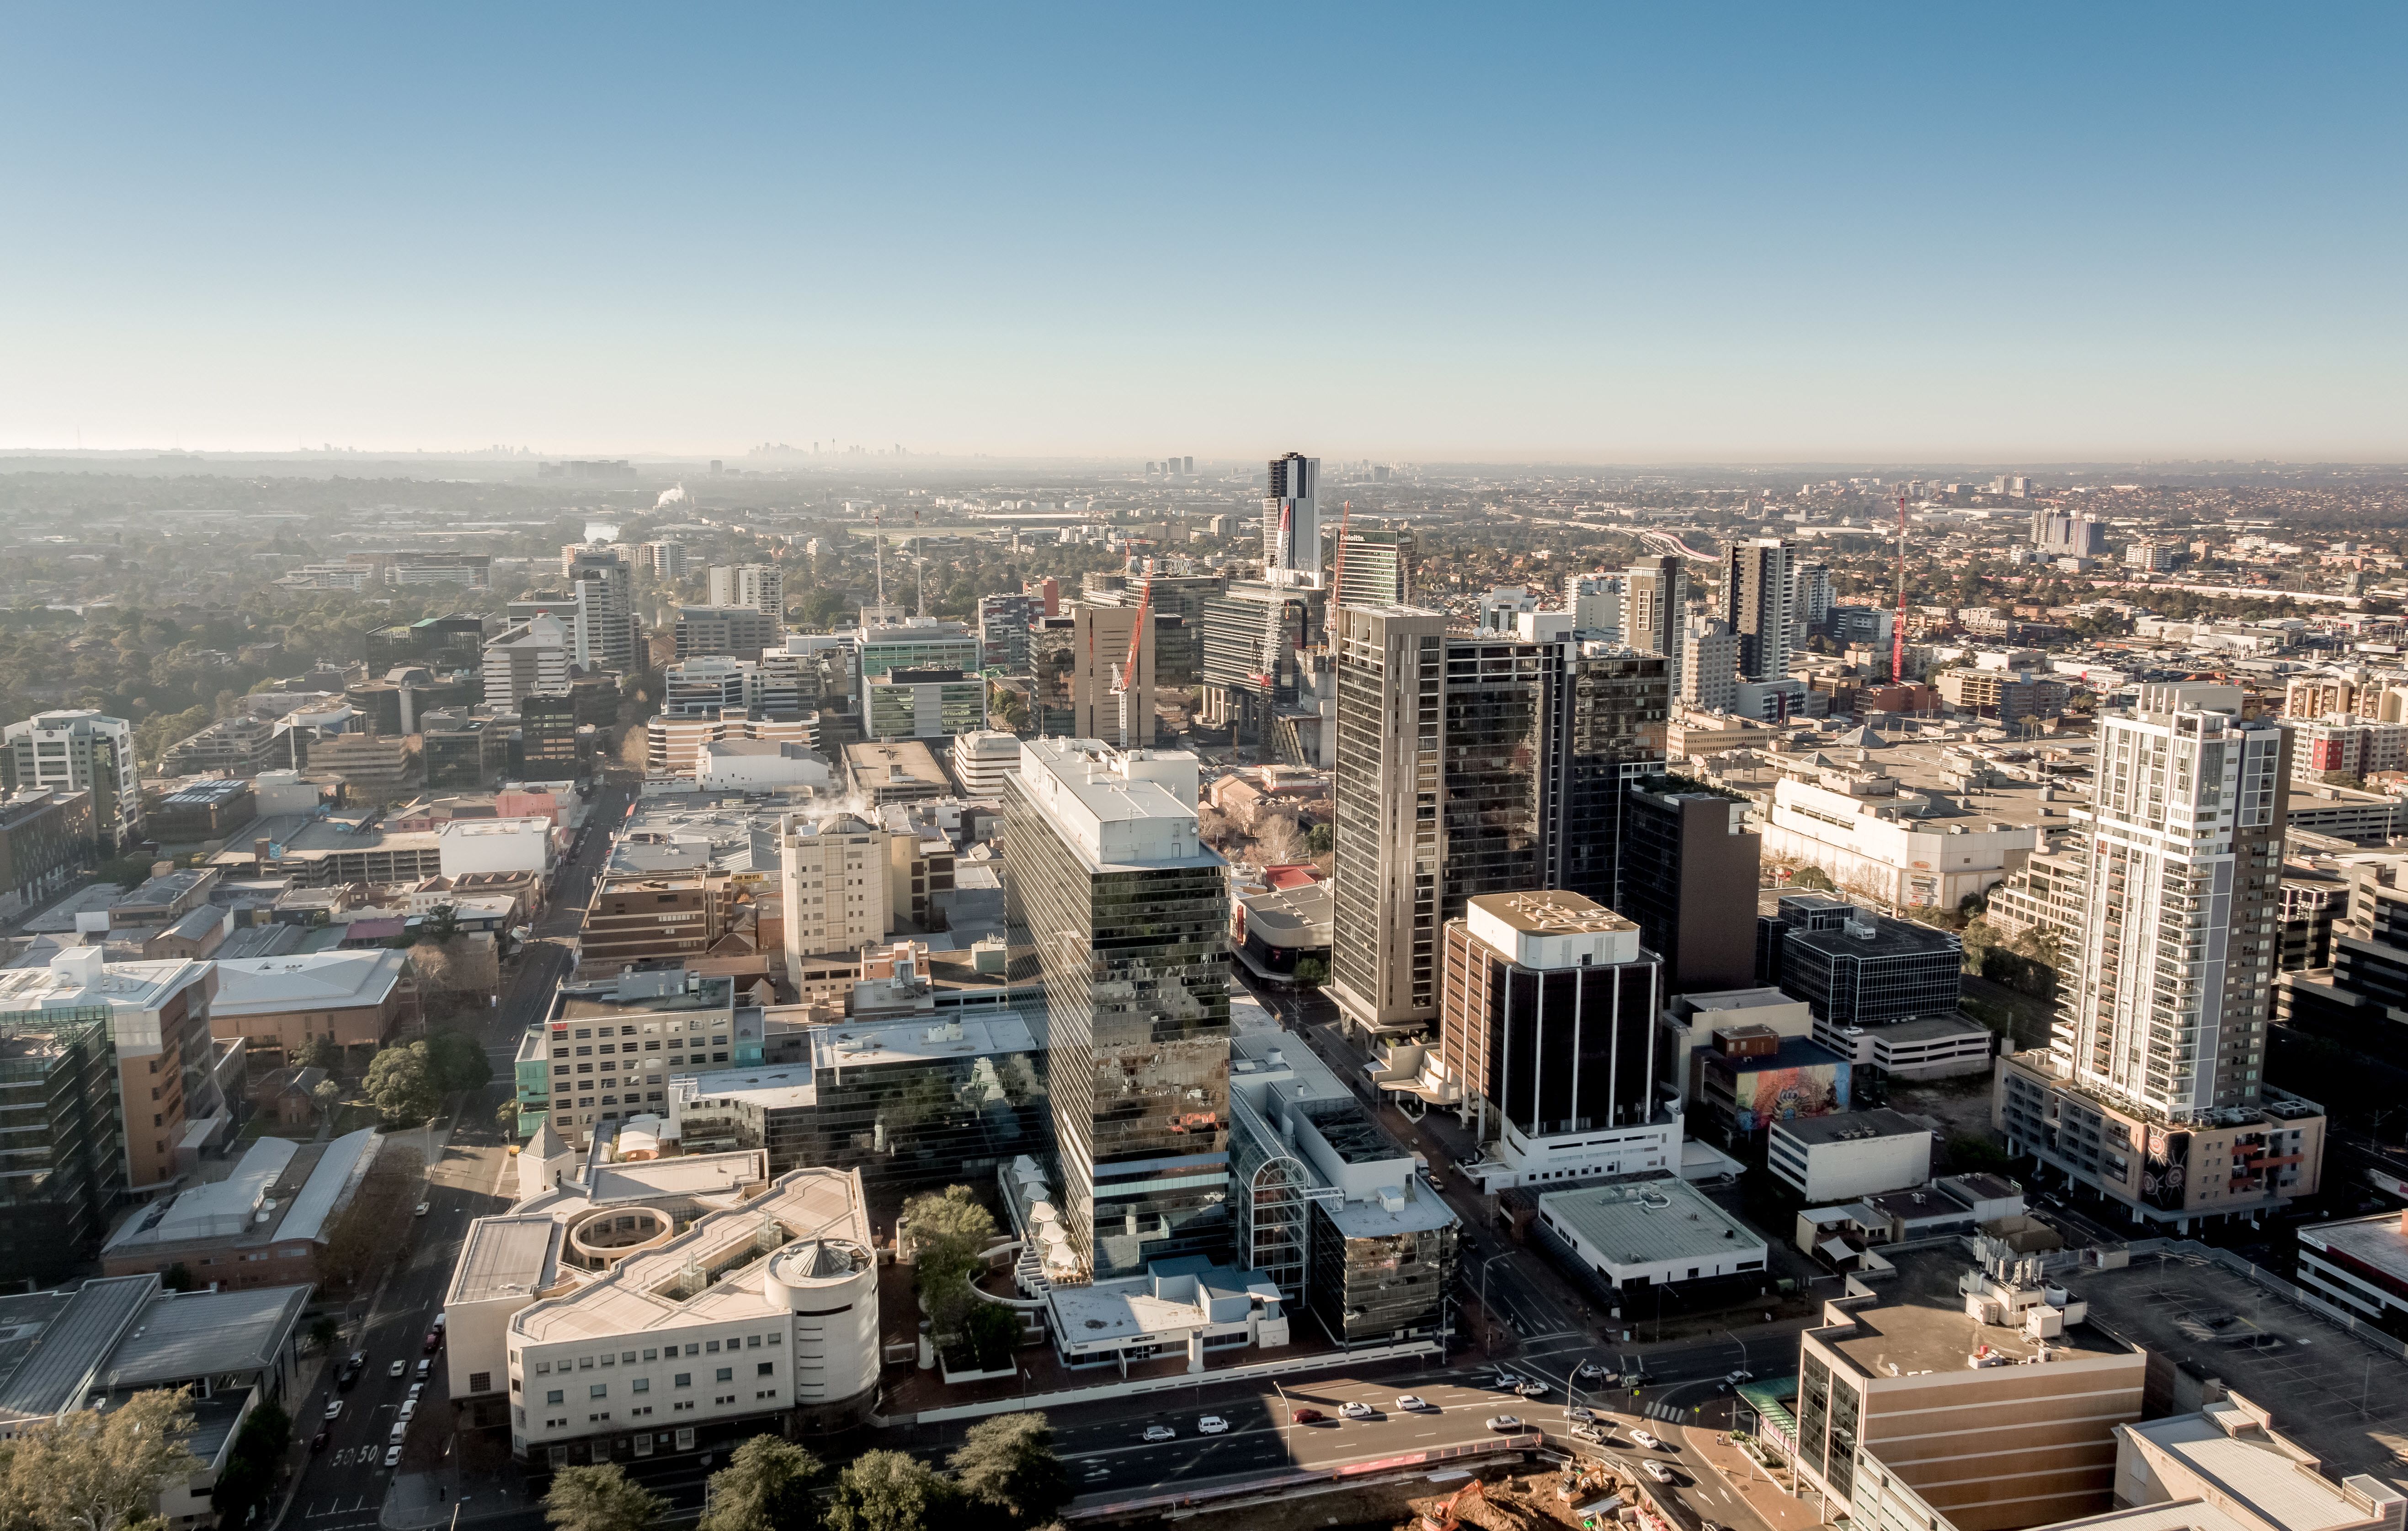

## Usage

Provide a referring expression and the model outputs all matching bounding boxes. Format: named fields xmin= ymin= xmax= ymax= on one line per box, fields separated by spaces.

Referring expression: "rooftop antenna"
xmin=1893 ymin=488 xmax=1908 ymax=686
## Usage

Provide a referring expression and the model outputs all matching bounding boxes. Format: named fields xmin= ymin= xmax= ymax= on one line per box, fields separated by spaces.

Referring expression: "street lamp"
xmin=1726 ymin=1329 xmax=1748 ymax=1375
xmin=1273 ymin=1380 xmax=1293 ymax=1460
xmin=1478 ymin=1252 xmax=1517 ymax=1344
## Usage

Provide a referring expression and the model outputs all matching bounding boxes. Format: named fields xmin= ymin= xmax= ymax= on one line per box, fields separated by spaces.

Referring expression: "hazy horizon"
xmin=5 ymin=5 xmax=2403 ymax=461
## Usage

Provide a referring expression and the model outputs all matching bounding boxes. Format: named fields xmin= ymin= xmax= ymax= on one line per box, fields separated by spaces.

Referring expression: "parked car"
xmin=383 ymin=1445 xmax=404 ymax=1468
xmin=1339 ymin=1401 xmax=1374 ymax=1420
xmin=397 ymin=1400 xmax=416 ymax=1422
xmin=1141 ymin=1425 xmax=1176 ymax=1443
xmin=322 ymin=1400 xmax=344 ymax=1422
xmin=1485 ymin=1415 xmax=1524 ymax=1432
xmin=407 ymin=1383 xmax=425 ymax=1400
xmin=1641 ymin=1460 xmax=1674 ymax=1484
xmin=387 ymin=1424 xmax=407 ymax=1446
xmin=414 ymin=1360 xmax=431 ymax=1381
xmin=422 ymin=1330 xmax=442 ymax=1354
xmin=1630 ymin=1429 xmax=1662 ymax=1450
xmin=310 ymin=1430 xmax=329 ymax=1454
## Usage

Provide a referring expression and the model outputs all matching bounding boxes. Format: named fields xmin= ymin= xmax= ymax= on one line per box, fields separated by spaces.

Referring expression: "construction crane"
xmin=1421 ymin=1478 xmax=1491 ymax=1531
xmin=1893 ymin=488 xmax=1908 ymax=686
xmin=1110 ymin=557 xmax=1156 ymax=748
xmin=1328 ymin=498 xmax=1354 ymax=613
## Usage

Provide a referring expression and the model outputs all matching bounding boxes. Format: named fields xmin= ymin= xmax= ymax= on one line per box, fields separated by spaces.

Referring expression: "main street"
xmin=277 ymin=776 xmax=632 ymax=1531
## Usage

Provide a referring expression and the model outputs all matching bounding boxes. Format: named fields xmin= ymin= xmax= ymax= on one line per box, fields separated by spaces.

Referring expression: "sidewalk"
xmin=1683 ymin=1425 xmax=1829 ymax=1531
xmin=383 ymin=1465 xmax=532 ymax=1531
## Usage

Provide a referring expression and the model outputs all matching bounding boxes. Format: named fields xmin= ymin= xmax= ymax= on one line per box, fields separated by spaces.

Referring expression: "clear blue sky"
xmin=3 ymin=5 xmax=2403 ymax=461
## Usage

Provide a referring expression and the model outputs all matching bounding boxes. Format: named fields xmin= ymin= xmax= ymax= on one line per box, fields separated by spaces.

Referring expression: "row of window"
xmin=525 ymin=1333 xmax=780 ymax=1373
xmin=534 ymin=1362 xmax=775 ymax=1404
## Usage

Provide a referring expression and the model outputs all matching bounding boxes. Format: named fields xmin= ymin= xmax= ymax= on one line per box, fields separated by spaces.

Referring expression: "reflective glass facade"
xmin=1004 ymin=770 xmax=1230 ymax=1281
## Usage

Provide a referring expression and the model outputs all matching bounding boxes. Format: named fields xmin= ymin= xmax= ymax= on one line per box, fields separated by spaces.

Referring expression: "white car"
xmin=1630 ymin=1428 xmax=1662 ymax=1450
xmin=1574 ymin=1361 xmax=1611 ymax=1381
xmin=1485 ymin=1414 xmax=1524 ymax=1432
xmin=407 ymin=1383 xmax=425 ymax=1400
xmin=387 ymin=1361 xmax=406 ymax=1379
xmin=397 ymin=1400 xmax=416 ymax=1422
xmin=383 ymin=1444 xmax=404 ymax=1468
xmin=1492 ymin=1371 xmax=1524 ymax=1388
xmin=415 ymin=1202 xmax=430 ymax=1217
xmin=1396 ymin=1394 xmax=1431 ymax=1413
xmin=1141 ymin=1424 xmax=1176 ymax=1442
xmin=1565 ymin=1404 xmax=1596 ymax=1424
xmin=1642 ymin=1460 xmax=1674 ymax=1484
xmin=1339 ymin=1401 xmax=1374 ymax=1420
xmin=1571 ymin=1422 xmax=1608 ymax=1444
xmin=322 ymin=1400 xmax=344 ymax=1421
xmin=1198 ymin=1415 xmax=1228 ymax=1435
xmin=1726 ymin=1368 xmax=1755 ymax=1385
xmin=1513 ymin=1380 xmax=1550 ymax=1398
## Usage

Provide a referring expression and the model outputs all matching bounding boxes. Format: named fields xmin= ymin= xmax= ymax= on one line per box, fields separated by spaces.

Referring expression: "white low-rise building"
xmin=443 ymin=1132 xmax=879 ymax=1464
xmin=1761 ymin=776 xmax=2037 ymax=910
xmin=950 ymin=730 xmax=1023 ymax=797
xmin=694 ymin=740 xmax=833 ymax=792
xmin=1767 ymin=1109 xmax=1935 ymax=1203
xmin=1532 ymin=1176 xmax=1769 ymax=1292
xmin=437 ymin=816 xmax=554 ymax=878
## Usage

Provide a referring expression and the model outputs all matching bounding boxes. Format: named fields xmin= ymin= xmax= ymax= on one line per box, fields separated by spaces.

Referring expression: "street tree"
xmin=948 ymin=1413 xmax=1071 ymax=1527
xmin=543 ymin=1464 xmax=666 ymax=1531
xmin=696 ymin=1436 xmax=824 ymax=1531
xmin=822 ymin=1451 xmax=954 ymax=1531
xmin=362 ymin=1044 xmax=439 ymax=1125
xmin=0 ymin=1386 xmax=202 ymax=1531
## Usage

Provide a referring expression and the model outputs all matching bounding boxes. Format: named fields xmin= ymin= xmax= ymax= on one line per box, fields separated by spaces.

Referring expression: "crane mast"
xmin=1893 ymin=489 xmax=1908 ymax=686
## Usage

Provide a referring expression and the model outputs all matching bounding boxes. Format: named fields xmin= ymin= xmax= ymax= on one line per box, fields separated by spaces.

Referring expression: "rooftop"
xmin=1467 ymin=889 xmax=1635 ymax=936
xmin=210 ymin=949 xmax=409 ymax=1015
xmin=0 ymin=952 xmax=207 ymax=1018
xmin=1774 ymin=1107 xmax=1934 ymax=1147
xmin=1536 ymin=1177 xmax=1769 ymax=1267
xmin=447 ymin=1214 xmax=563 ymax=1306
xmin=104 ymin=1285 xmax=313 ymax=1387
xmin=812 ymin=1010 xmax=1037 ymax=1070
xmin=1816 ymin=1248 xmax=2133 ymax=1378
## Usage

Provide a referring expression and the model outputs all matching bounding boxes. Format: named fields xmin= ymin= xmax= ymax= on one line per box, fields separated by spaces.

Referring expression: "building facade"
xmin=2 ymin=711 xmax=139 ymax=851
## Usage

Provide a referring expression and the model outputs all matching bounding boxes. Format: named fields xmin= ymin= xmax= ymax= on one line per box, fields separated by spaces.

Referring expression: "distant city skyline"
xmin=3 ymin=5 xmax=2403 ymax=459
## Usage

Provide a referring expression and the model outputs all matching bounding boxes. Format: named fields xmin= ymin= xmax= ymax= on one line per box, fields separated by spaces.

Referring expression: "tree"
xmin=823 ymin=1451 xmax=954 ymax=1531
xmin=963 ymin=1302 xmax=1020 ymax=1373
xmin=416 ymin=903 xmax=461 ymax=945
xmin=900 ymin=1185 xmax=997 ymax=1338
xmin=1304 ymin=823 xmax=1333 ymax=857
xmin=696 ymin=1437 xmax=825 ymax=1531
xmin=948 ymin=1413 xmax=1071 ymax=1528
xmin=1291 ymin=957 xmax=1327 ymax=987
xmin=496 ymin=1099 xmax=522 ymax=1133
xmin=312 ymin=1077 xmax=344 ymax=1118
xmin=362 ymin=1044 xmax=439 ymax=1125
xmin=0 ymin=1386 xmax=202 ymax=1531
xmin=421 ymin=1030 xmax=492 ymax=1095
xmin=160 ymin=1263 xmax=196 ymax=1293
xmin=295 ymin=1035 xmax=341 ymax=1072
xmin=1788 ymin=864 xmax=1834 ymax=891
xmin=204 ymin=1398 xmax=290 ymax=1529
xmin=543 ymin=1464 xmax=666 ymax=1531
xmin=1252 ymin=815 xmax=1304 ymax=866
xmin=308 ymin=1315 xmax=341 ymax=1353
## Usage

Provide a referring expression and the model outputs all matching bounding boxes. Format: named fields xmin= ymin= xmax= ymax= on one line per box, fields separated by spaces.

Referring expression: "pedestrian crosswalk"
xmin=1643 ymin=1402 xmax=1686 ymax=1422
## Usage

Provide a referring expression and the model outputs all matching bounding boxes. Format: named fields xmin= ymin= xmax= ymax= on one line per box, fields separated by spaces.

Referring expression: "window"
xmin=674 ymin=1373 xmax=692 ymax=1388
xmin=470 ymin=1372 xmax=492 ymax=1393
xmin=632 ymin=1378 xmax=650 ymax=1394
xmin=746 ymin=1334 xmax=761 ymax=1349
xmin=546 ymin=1390 xmax=564 ymax=1406
xmin=756 ymin=1362 xmax=774 ymax=1377
xmin=590 ymin=1384 xmax=608 ymax=1399
xmin=767 ymin=1332 xmax=781 ymax=1346
xmin=685 ymin=1343 xmax=699 ymax=1356
xmin=715 ymin=1367 xmax=733 ymax=1382
xmin=641 ymin=1349 xmax=657 ymax=1361
xmin=707 ymin=1340 xmax=720 ymax=1353
xmin=578 ymin=1356 xmax=594 ymax=1369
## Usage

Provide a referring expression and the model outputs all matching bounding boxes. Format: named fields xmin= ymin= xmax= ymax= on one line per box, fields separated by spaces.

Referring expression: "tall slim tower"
xmin=1003 ymin=740 xmax=1229 ymax=1281
xmin=1721 ymin=537 xmax=1796 ymax=684
xmin=1623 ymin=556 xmax=1687 ymax=689
xmin=1263 ymin=453 xmax=1321 ymax=585
xmin=2057 ymin=685 xmax=2288 ymax=1120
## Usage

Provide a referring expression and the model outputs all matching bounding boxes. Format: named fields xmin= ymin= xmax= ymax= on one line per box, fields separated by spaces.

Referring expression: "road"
xmin=278 ymin=776 xmax=633 ymax=1531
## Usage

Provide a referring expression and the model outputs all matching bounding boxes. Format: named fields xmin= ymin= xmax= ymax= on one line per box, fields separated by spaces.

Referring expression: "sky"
xmin=2 ymin=4 xmax=2404 ymax=463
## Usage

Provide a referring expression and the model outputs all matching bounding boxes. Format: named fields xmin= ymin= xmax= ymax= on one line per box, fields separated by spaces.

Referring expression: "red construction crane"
xmin=1893 ymin=488 xmax=1908 ymax=686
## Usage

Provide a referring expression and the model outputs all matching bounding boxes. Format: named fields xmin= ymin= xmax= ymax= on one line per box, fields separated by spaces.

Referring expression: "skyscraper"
xmin=1069 ymin=605 xmax=1155 ymax=747
xmin=1329 ymin=606 xmax=1669 ymax=1038
xmin=1623 ymin=556 xmax=1686 ymax=682
xmin=1434 ymin=891 xmax=1678 ymax=1190
xmin=1 ymin=710 xmax=139 ymax=852
xmin=564 ymin=548 xmax=638 ymax=674
xmin=1797 ymin=561 xmax=1834 ymax=630
xmin=1680 ymin=615 xmax=1739 ymax=714
xmin=1618 ymin=776 xmax=1762 ymax=993
xmin=1997 ymin=683 xmax=2327 ymax=1227
xmin=1333 ymin=526 xmax=1413 ymax=606
xmin=1263 ymin=453 xmax=1320 ymax=585
xmin=1721 ymin=537 xmax=1796 ymax=683
xmin=708 ymin=563 xmax=786 ymax=617
xmin=1003 ymin=740 xmax=1229 ymax=1281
